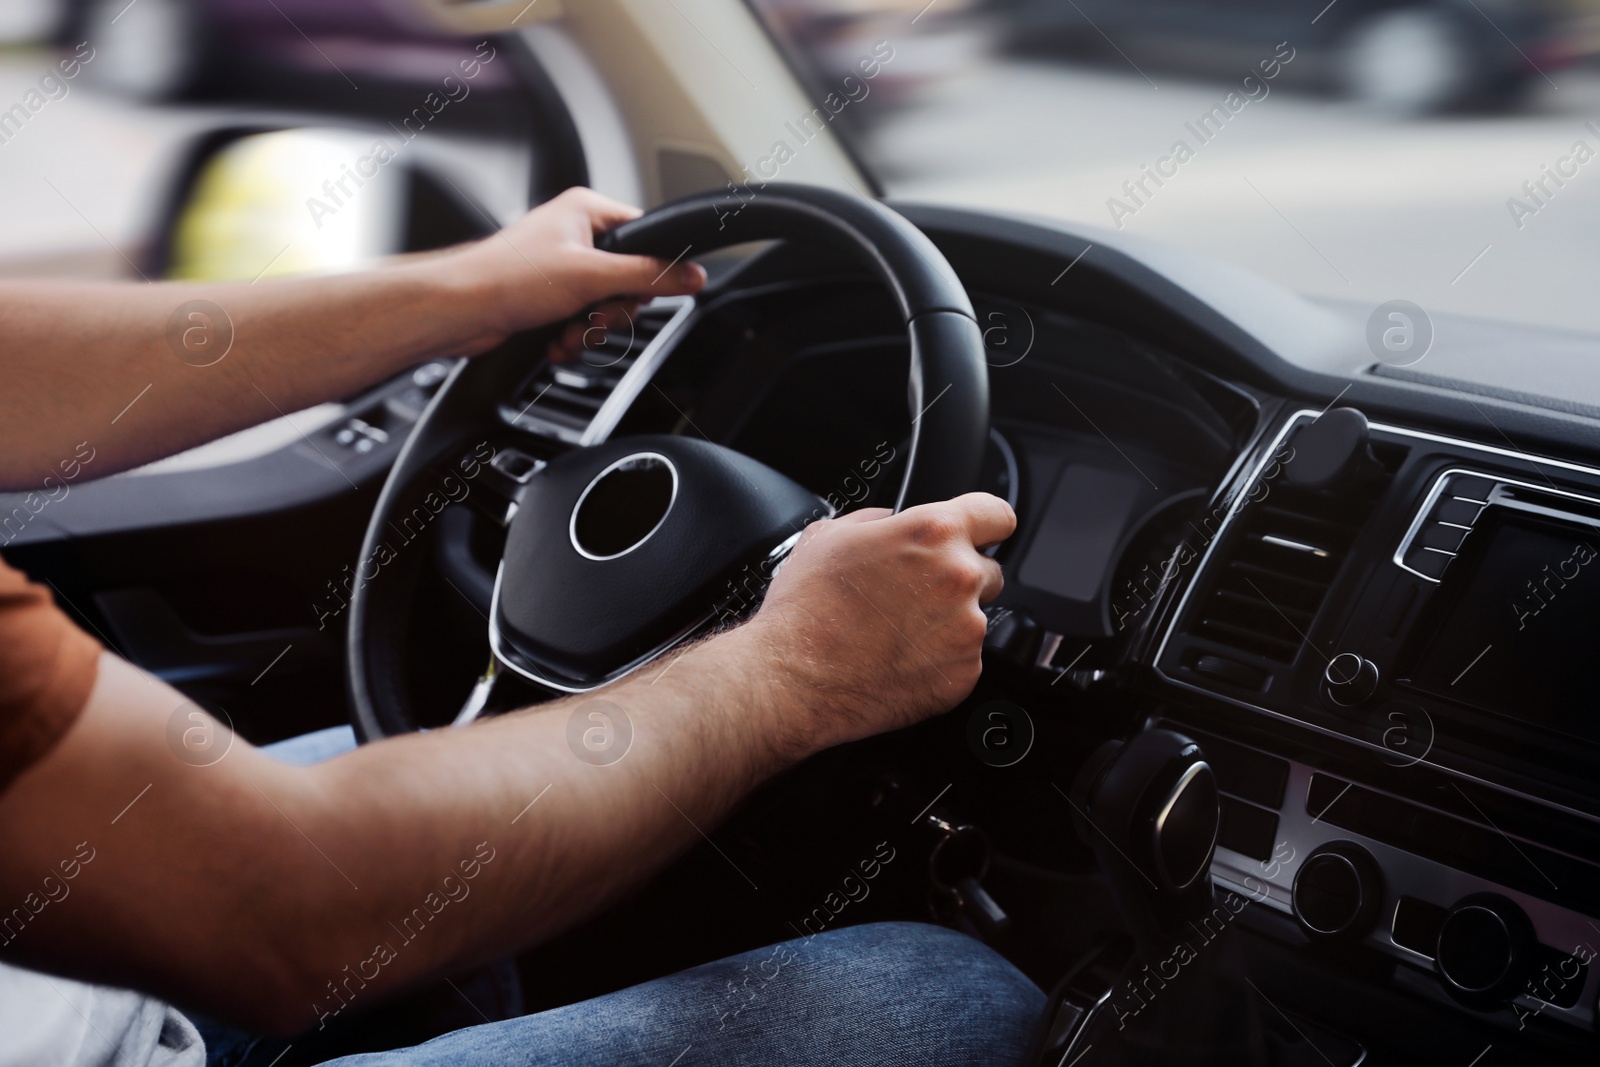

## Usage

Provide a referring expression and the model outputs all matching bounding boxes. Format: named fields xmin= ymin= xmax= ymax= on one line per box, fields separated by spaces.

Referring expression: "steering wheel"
xmin=347 ymin=184 xmax=989 ymax=741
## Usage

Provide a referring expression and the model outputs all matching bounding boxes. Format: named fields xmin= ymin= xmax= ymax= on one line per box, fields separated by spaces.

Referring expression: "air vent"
xmin=1192 ymin=485 xmax=1365 ymax=665
xmin=502 ymin=299 xmax=690 ymax=444
xmin=1158 ymin=415 xmax=1409 ymax=698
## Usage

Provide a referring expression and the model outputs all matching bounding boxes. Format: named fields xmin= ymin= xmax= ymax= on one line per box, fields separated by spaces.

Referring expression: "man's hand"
xmin=452 ymin=187 xmax=707 ymax=351
xmin=750 ymin=493 xmax=1017 ymax=757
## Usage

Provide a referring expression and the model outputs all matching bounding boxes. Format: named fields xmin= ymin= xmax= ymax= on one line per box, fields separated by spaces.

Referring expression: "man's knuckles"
xmin=906 ymin=508 xmax=965 ymax=547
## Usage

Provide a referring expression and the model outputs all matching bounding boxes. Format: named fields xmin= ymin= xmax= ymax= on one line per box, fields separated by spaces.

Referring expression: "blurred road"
xmin=869 ymin=59 xmax=1600 ymax=336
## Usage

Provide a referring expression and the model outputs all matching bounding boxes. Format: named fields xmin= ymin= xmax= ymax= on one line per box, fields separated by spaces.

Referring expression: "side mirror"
xmin=154 ymin=126 xmax=491 ymax=282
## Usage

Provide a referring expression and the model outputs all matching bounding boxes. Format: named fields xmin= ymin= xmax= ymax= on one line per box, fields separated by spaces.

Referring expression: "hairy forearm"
xmin=0 ymin=261 xmax=494 ymax=490
xmin=0 ymin=628 xmax=801 ymax=1035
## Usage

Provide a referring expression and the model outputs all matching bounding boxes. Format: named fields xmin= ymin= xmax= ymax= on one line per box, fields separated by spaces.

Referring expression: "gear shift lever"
xmin=1070 ymin=731 xmax=1221 ymax=948
xmin=1067 ymin=729 xmax=1268 ymax=1067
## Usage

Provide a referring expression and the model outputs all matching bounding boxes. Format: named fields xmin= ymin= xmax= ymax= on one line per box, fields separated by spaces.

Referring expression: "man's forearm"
xmin=0 ymin=626 xmax=804 ymax=1035
xmin=0 ymin=263 xmax=490 ymax=490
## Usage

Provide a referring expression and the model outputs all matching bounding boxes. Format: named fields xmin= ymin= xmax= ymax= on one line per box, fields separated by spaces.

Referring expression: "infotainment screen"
xmin=1407 ymin=511 xmax=1600 ymax=744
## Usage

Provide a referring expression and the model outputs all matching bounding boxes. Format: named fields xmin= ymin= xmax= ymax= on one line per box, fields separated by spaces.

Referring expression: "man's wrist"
xmin=708 ymin=617 xmax=853 ymax=768
xmin=397 ymin=249 xmax=515 ymax=359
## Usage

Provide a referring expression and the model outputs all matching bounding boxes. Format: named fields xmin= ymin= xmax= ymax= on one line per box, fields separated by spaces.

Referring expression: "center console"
xmin=1149 ymin=407 xmax=1600 ymax=1041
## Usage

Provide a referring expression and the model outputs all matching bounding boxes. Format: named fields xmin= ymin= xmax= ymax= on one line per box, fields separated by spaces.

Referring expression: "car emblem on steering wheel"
xmin=568 ymin=452 xmax=679 ymax=561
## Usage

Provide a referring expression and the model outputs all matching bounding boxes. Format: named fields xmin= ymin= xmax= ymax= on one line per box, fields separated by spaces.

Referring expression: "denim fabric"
xmin=321 ymin=921 xmax=1044 ymax=1067
xmin=262 ymin=725 xmax=359 ymax=766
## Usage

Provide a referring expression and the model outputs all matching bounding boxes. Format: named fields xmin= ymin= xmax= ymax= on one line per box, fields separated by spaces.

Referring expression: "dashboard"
xmin=485 ymin=203 xmax=1600 ymax=1060
xmin=6 ymin=187 xmax=1598 ymax=1061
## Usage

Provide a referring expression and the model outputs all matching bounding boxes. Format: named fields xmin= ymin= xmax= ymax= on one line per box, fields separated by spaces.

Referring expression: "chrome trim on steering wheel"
xmin=487 ymin=531 xmax=802 ymax=694
xmin=568 ymin=452 xmax=680 ymax=561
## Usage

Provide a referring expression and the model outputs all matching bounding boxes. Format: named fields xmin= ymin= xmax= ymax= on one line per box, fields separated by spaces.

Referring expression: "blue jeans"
xmin=211 ymin=727 xmax=1044 ymax=1066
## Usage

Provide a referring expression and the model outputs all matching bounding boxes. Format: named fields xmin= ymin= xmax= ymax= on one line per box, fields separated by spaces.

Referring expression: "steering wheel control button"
xmin=1322 ymin=652 xmax=1379 ymax=707
xmin=570 ymin=453 xmax=678 ymax=561
xmin=490 ymin=448 xmax=545 ymax=484
xmin=1435 ymin=893 xmax=1537 ymax=1008
xmin=1292 ymin=843 xmax=1383 ymax=940
xmin=981 ymin=606 xmax=1038 ymax=665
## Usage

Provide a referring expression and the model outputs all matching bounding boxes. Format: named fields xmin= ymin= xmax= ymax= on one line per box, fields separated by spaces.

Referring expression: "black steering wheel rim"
xmin=348 ymin=183 xmax=989 ymax=742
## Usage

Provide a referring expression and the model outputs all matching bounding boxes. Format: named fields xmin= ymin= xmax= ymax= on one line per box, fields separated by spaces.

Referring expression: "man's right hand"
xmin=749 ymin=492 xmax=1017 ymax=756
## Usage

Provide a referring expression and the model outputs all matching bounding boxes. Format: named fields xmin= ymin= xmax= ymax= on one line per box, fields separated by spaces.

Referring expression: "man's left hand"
xmin=453 ymin=187 xmax=707 ymax=347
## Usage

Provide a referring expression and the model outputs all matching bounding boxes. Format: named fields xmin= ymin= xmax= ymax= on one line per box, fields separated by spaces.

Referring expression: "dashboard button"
xmin=1293 ymin=843 xmax=1383 ymax=940
xmin=1218 ymin=795 xmax=1278 ymax=861
xmin=1418 ymin=523 xmax=1469 ymax=553
xmin=1323 ymin=652 xmax=1379 ymax=706
xmin=1435 ymin=497 xmax=1485 ymax=526
xmin=1435 ymin=893 xmax=1536 ymax=1009
xmin=1404 ymin=546 xmax=1451 ymax=580
xmin=1446 ymin=475 xmax=1496 ymax=502
xmin=1392 ymin=896 xmax=1448 ymax=956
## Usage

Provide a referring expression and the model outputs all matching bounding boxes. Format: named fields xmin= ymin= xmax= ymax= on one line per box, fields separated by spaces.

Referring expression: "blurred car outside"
xmin=56 ymin=0 xmax=519 ymax=102
xmin=982 ymin=0 xmax=1572 ymax=115
xmin=750 ymin=0 xmax=997 ymax=124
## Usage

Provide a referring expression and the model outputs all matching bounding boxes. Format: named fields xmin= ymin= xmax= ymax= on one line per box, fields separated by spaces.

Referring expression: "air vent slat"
xmin=1209 ymin=588 xmax=1315 ymax=623
xmin=1197 ymin=620 xmax=1301 ymax=660
xmin=1223 ymin=561 xmax=1330 ymax=598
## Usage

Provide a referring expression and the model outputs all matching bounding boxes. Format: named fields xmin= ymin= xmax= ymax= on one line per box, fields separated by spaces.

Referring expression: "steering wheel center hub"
xmin=492 ymin=435 xmax=824 ymax=691
xmin=570 ymin=453 xmax=678 ymax=561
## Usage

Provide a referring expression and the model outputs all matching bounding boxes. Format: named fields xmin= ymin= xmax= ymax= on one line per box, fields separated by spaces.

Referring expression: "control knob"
xmin=1292 ymin=843 xmax=1383 ymax=940
xmin=1435 ymin=893 xmax=1537 ymax=1009
xmin=1323 ymin=652 xmax=1379 ymax=707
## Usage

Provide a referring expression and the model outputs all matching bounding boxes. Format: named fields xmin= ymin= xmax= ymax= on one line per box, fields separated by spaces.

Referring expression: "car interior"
xmin=5 ymin=1 xmax=1600 ymax=1064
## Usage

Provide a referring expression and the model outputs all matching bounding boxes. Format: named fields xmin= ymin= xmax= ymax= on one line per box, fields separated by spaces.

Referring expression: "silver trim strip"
xmin=567 ymin=452 xmax=679 ymax=561
xmin=1261 ymin=534 xmax=1329 ymax=557
xmin=580 ymin=296 xmax=697 ymax=446
xmin=1394 ymin=467 xmax=1600 ymax=582
xmin=1390 ymin=468 xmax=1459 ymax=582
xmin=1152 ymin=408 xmax=1600 ymax=827
xmin=488 ymin=533 xmax=802 ymax=694
xmin=1207 ymin=753 xmax=1599 ymax=1032
xmin=1152 ymin=760 xmax=1217 ymax=891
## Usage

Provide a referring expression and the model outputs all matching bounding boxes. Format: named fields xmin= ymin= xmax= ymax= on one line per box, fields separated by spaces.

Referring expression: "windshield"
xmin=749 ymin=0 xmax=1600 ymax=336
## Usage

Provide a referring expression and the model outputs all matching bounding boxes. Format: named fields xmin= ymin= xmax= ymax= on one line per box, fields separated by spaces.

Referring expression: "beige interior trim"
xmin=411 ymin=0 xmax=565 ymax=35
